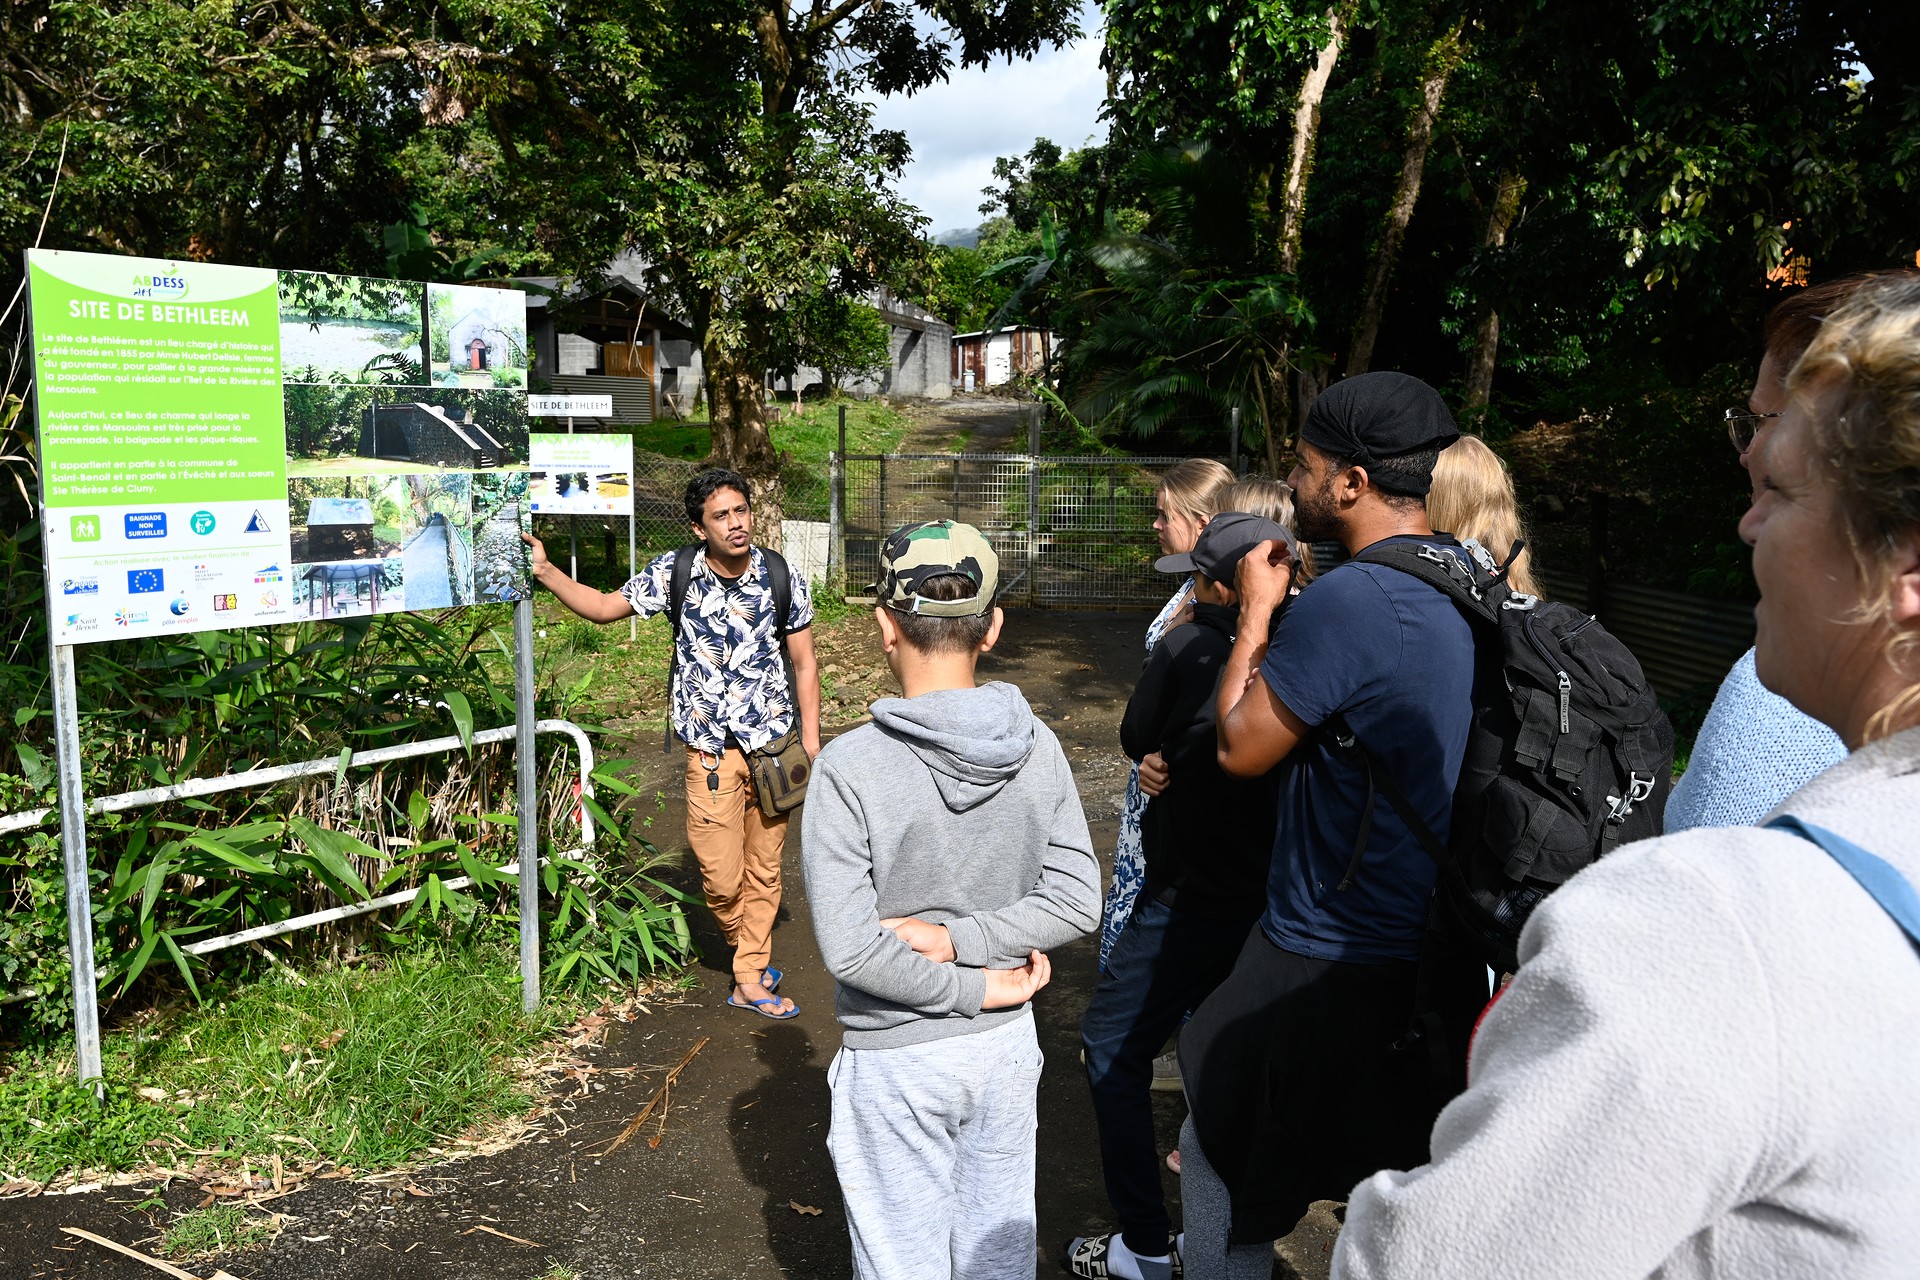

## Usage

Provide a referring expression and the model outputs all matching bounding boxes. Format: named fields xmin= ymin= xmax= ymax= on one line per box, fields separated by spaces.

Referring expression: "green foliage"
xmin=767 ymin=294 xmax=892 ymax=396
xmin=0 ymin=507 xmax=689 ymax=1041
xmin=0 ymin=946 xmax=574 ymax=1181
xmin=1064 ymin=143 xmax=1312 ymax=456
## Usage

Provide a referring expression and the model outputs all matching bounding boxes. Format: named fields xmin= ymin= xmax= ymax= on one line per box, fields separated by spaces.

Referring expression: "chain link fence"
xmin=530 ymin=442 xmax=1198 ymax=607
xmin=838 ymin=453 xmax=1201 ymax=606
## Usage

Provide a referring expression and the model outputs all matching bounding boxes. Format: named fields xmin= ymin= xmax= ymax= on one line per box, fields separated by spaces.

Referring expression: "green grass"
xmin=161 ymin=1202 xmax=276 ymax=1259
xmin=627 ymin=397 xmax=910 ymax=464
xmin=0 ymin=945 xmax=580 ymax=1183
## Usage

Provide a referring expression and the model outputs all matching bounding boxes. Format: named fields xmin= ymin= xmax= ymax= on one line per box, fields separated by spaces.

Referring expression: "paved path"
xmin=401 ymin=513 xmax=456 ymax=608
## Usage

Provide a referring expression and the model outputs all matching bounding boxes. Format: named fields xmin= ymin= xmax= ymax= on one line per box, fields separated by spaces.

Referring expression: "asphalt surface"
xmin=5 ymin=608 xmax=1277 ymax=1280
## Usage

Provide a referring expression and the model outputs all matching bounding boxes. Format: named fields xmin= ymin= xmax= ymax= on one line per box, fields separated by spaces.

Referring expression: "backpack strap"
xmin=1327 ymin=713 xmax=1449 ymax=889
xmin=1765 ymin=815 xmax=1920 ymax=951
xmin=760 ymin=547 xmax=800 ymax=708
xmin=662 ymin=544 xmax=699 ymax=754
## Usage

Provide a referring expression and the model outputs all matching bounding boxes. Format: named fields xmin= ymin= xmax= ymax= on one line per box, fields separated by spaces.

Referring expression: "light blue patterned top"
xmin=1099 ymin=578 xmax=1196 ymax=971
xmin=621 ymin=545 xmax=814 ymax=754
xmin=1666 ymin=647 xmax=1847 ymax=832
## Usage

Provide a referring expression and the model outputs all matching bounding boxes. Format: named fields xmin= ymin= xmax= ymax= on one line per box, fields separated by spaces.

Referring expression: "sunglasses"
xmin=1725 ymin=408 xmax=1782 ymax=454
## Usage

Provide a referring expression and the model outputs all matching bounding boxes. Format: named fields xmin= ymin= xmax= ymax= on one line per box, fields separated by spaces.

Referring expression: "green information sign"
xmin=29 ymin=252 xmax=286 ymax=507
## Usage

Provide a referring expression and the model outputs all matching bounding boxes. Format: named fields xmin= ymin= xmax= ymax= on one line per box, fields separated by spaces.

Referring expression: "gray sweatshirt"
xmin=1334 ymin=727 xmax=1920 ymax=1279
xmin=800 ymin=681 xmax=1101 ymax=1049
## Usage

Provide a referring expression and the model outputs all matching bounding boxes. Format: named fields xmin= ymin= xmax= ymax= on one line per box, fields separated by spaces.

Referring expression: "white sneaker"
xmin=1150 ymin=1049 xmax=1182 ymax=1093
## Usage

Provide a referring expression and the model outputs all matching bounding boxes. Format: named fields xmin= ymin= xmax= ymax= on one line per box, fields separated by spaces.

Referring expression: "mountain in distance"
xmin=932 ymin=226 xmax=982 ymax=248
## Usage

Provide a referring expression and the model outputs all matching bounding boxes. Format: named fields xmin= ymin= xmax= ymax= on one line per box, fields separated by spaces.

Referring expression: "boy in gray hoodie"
xmin=802 ymin=519 xmax=1102 ymax=1280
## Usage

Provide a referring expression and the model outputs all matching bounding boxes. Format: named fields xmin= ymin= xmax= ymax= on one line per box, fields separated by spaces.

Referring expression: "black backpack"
xmin=660 ymin=543 xmax=795 ymax=752
xmin=1335 ymin=538 xmax=1675 ymax=974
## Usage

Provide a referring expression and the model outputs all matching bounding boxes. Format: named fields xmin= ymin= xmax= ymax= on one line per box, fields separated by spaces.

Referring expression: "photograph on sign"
xmin=284 ymin=385 xmax=530 ymax=475
xmin=472 ymin=472 xmax=533 ymax=602
xmin=278 ymin=270 xmax=427 ymax=386
xmin=428 ymin=285 xmax=528 ymax=390
xmin=289 ymin=474 xmax=481 ymax=612
xmin=529 ymin=432 xmax=634 ymax=516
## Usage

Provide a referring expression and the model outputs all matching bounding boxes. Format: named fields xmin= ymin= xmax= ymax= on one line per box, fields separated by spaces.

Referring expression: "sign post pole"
xmin=514 ymin=595 xmax=540 ymax=1013
xmin=49 ymin=642 xmax=103 ymax=1091
xmin=565 ymin=415 xmax=579 ymax=582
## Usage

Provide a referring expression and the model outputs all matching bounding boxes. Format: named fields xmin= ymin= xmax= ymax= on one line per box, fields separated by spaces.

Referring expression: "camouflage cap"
xmin=876 ymin=520 xmax=999 ymax=617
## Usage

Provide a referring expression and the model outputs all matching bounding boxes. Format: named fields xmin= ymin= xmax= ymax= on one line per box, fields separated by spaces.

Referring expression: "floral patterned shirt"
xmin=621 ymin=545 xmax=814 ymax=754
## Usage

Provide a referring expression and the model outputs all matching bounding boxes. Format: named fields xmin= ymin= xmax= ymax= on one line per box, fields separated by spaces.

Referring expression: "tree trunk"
xmin=1346 ymin=22 xmax=1465 ymax=377
xmin=1463 ymin=169 xmax=1526 ymax=411
xmin=704 ymin=345 xmax=786 ymax=549
xmin=1277 ymin=4 xmax=1351 ymax=278
xmin=1264 ymin=5 xmax=1350 ymax=471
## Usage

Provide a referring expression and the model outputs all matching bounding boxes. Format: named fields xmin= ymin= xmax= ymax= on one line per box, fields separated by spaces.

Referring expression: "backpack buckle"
xmin=1417 ymin=544 xmax=1483 ymax=600
xmin=1501 ymin=594 xmax=1539 ymax=611
xmin=1606 ymin=771 xmax=1657 ymax=823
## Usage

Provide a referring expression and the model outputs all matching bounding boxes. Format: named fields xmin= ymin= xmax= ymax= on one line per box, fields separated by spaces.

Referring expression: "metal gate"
xmin=834 ymin=452 xmax=1200 ymax=606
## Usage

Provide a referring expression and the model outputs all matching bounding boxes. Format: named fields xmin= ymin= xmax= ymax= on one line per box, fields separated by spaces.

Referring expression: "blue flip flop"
xmin=727 ymin=993 xmax=800 ymax=1020
xmin=762 ymin=966 xmax=783 ymax=992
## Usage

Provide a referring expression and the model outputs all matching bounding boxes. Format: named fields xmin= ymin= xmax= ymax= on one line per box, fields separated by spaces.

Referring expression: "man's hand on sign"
xmin=521 ymin=532 xmax=550 ymax=576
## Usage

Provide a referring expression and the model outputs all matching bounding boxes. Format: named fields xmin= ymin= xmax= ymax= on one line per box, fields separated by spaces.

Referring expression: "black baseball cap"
xmin=1299 ymin=371 xmax=1460 ymax=496
xmin=1154 ymin=512 xmax=1298 ymax=581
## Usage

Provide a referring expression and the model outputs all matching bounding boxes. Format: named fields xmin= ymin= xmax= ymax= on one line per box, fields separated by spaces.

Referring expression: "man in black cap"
xmin=1170 ymin=372 xmax=1485 ymax=1277
xmin=1067 ymin=514 xmax=1296 ymax=1280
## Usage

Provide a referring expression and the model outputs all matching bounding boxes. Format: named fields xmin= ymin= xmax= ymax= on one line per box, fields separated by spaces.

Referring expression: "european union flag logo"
xmin=127 ymin=568 xmax=165 ymax=594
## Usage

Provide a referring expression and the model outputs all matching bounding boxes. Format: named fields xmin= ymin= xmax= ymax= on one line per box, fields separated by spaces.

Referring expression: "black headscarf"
xmin=1299 ymin=372 xmax=1460 ymax=496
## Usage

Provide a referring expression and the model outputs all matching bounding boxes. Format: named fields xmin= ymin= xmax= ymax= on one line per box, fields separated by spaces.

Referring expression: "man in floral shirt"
xmin=526 ymin=468 xmax=821 ymax=1018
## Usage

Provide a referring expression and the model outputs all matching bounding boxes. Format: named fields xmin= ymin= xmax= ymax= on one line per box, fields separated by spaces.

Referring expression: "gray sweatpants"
xmin=826 ymin=1009 xmax=1044 ymax=1280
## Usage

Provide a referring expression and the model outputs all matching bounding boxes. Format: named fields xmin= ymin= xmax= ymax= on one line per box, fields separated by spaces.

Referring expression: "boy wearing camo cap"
xmin=801 ymin=519 xmax=1101 ymax=1280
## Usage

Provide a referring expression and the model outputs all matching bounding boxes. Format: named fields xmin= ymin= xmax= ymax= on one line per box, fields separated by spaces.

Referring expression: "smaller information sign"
xmin=530 ymin=433 xmax=634 ymax=516
xmin=529 ymin=395 xmax=614 ymax=417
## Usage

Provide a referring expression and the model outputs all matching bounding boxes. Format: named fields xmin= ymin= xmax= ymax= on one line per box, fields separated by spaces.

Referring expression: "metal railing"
xmin=1 ymin=719 xmax=595 ymax=1005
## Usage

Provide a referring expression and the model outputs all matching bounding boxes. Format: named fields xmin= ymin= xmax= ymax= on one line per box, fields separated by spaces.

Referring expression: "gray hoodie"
xmin=801 ymin=681 xmax=1101 ymax=1048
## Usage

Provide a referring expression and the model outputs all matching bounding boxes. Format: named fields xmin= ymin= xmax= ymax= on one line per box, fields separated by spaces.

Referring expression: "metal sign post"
xmin=48 ymin=643 xmax=103 ymax=1091
xmin=513 ymin=595 xmax=540 ymax=1012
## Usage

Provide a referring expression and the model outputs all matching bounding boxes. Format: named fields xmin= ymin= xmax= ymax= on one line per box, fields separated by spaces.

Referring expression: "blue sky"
xmin=864 ymin=9 xmax=1109 ymax=237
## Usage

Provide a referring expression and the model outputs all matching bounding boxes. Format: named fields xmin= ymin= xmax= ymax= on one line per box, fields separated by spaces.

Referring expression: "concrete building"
xmin=770 ymin=290 xmax=955 ymax=402
xmin=952 ymin=326 xmax=1054 ymax=390
xmin=360 ymin=402 xmax=509 ymax=468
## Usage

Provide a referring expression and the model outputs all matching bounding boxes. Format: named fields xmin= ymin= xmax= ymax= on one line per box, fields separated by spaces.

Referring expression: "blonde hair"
xmin=1789 ymin=273 xmax=1920 ymax=741
xmin=1211 ymin=477 xmax=1315 ymax=582
xmin=1427 ymin=435 xmax=1541 ymax=598
xmin=1157 ymin=458 xmax=1236 ymax=526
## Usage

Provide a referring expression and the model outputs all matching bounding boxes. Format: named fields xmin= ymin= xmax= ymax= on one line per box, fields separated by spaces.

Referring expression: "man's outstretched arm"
xmin=523 ymin=533 xmax=636 ymax=623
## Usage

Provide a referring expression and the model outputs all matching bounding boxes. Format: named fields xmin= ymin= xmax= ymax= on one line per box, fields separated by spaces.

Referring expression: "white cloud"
xmin=866 ymin=15 xmax=1109 ymax=236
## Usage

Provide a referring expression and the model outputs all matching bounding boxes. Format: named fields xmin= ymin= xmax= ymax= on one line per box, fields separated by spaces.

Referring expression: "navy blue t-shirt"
xmin=1258 ymin=536 xmax=1475 ymax=963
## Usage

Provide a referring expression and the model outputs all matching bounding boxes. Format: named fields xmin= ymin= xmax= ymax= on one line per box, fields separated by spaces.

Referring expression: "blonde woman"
xmin=1103 ymin=458 xmax=1235 ymax=973
xmin=1333 ymin=275 xmax=1920 ymax=1277
xmin=1425 ymin=435 xmax=1540 ymax=597
xmin=1212 ymin=478 xmax=1314 ymax=583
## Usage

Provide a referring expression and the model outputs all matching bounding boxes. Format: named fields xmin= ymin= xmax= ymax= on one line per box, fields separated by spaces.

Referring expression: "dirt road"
xmin=8 ymin=608 xmax=1291 ymax=1280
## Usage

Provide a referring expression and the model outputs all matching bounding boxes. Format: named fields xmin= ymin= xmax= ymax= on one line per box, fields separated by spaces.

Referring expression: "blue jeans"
xmin=1079 ymin=891 xmax=1259 ymax=1255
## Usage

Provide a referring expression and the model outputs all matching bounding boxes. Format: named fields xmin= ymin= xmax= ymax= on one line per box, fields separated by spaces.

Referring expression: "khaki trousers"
xmin=684 ymin=746 xmax=790 ymax=987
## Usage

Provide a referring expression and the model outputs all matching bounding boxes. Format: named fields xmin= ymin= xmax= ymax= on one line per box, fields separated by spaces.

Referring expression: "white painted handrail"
xmin=0 ymin=719 xmax=597 ymax=842
xmin=0 ymin=719 xmax=602 ymax=971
